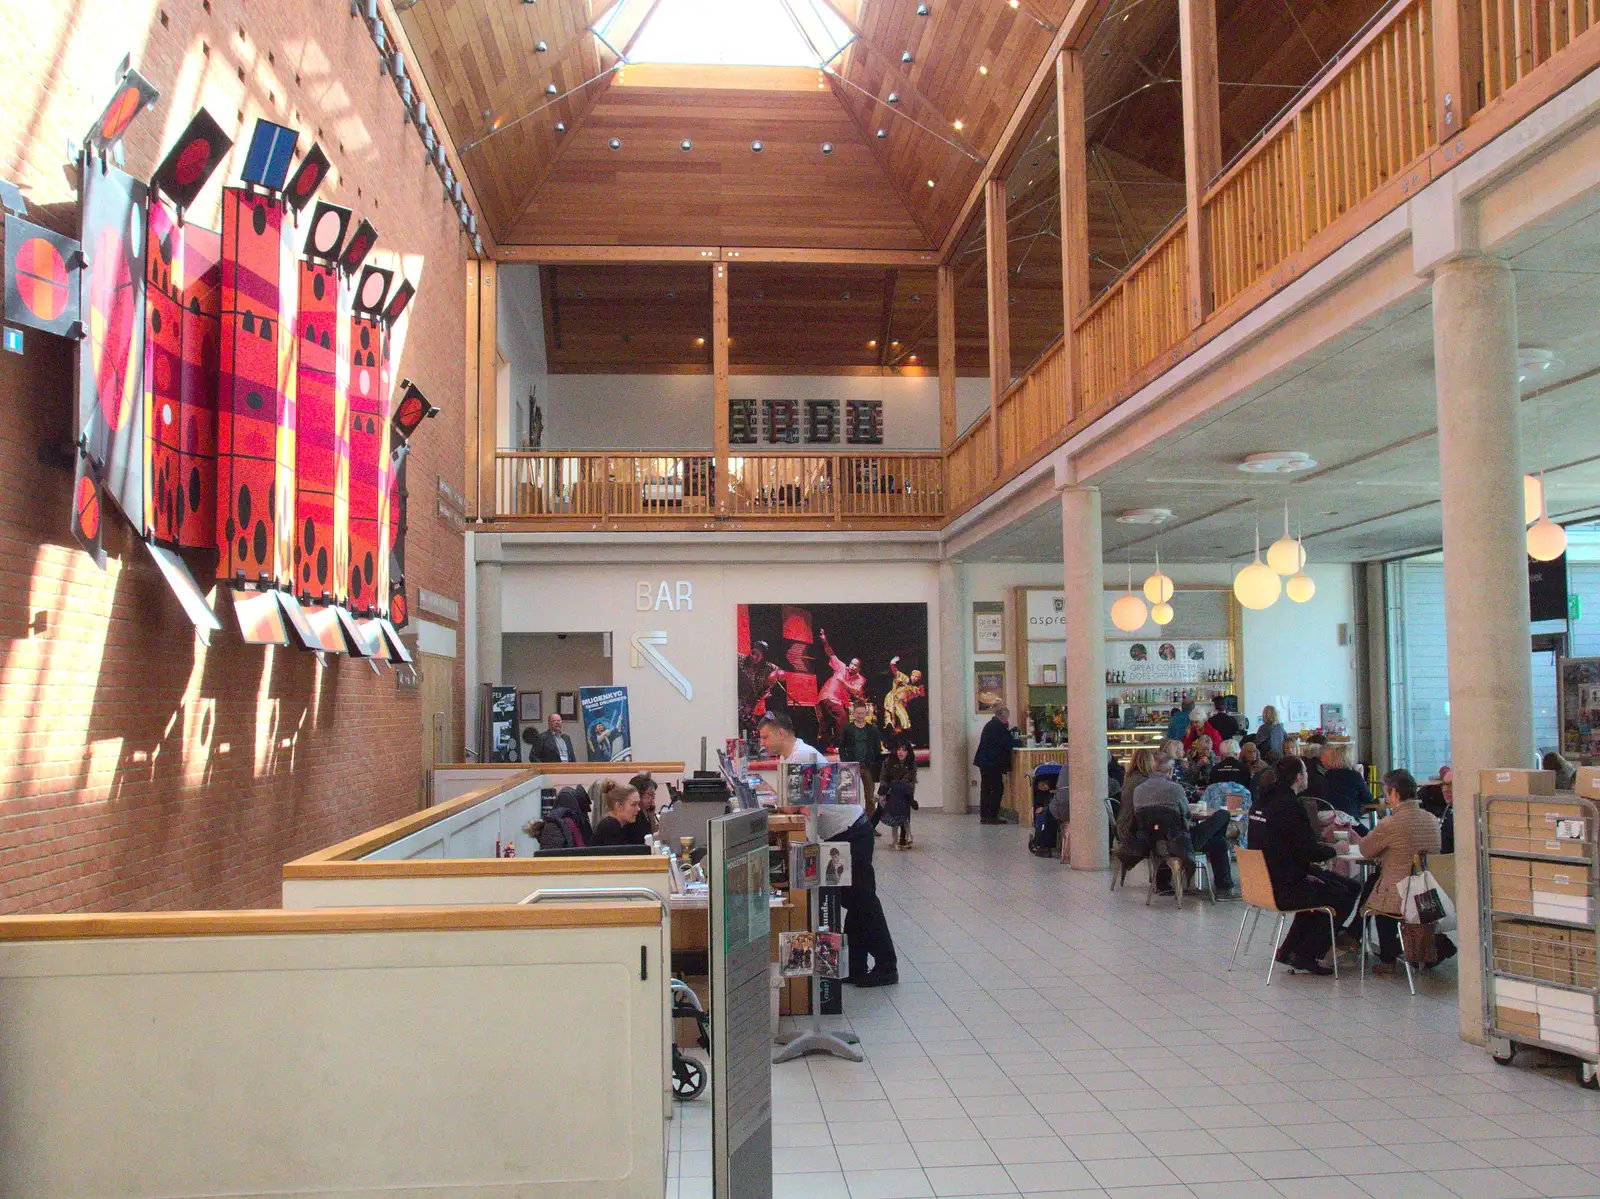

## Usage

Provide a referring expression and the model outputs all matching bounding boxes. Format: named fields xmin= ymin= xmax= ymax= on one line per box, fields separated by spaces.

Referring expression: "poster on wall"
xmin=737 ymin=602 xmax=929 ymax=760
xmin=1559 ymin=657 xmax=1600 ymax=762
xmin=489 ymin=685 xmax=519 ymax=762
xmin=975 ymin=661 xmax=1006 ymax=714
xmin=1105 ymin=638 xmax=1231 ymax=684
xmin=580 ymin=685 xmax=633 ymax=762
xmin=973 ymin=602 xmax=1004 ymax=654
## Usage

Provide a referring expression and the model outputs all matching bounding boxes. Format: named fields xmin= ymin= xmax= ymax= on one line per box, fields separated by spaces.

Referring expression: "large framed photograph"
xmin=556 ymin=691 xmax=578 ymax=719
xmin=519 ymin=690 xmax=543 ymax=723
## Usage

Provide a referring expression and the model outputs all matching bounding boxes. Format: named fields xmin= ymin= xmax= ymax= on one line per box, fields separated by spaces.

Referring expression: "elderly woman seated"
xmin=1352 ymin=768 xmax=1456 ymax=969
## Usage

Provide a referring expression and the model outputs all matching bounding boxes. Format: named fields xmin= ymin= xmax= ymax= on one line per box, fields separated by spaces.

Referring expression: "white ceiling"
xmin=956 ymin=197 xmax=1600 ymax=567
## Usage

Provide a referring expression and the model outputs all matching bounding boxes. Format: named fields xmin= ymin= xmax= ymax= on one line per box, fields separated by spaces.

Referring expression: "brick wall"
xmin=0 ymin=0 xmax=468 ymax=912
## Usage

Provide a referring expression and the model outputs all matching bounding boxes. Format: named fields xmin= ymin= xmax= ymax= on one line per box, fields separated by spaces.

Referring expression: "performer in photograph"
xmin=814 ymin=628 xmax=866 ymax=751
xmin=739 ymin=640 xmax=792 ymax=735
xmin=882 ymin=655 xmax=925 ymax=737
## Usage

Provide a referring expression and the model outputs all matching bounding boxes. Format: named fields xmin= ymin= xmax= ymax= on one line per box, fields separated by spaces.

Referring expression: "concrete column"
xmin=1432 ymin=254 xmax=1530 ymax=1046
xmin=938 ymin=561 xmax=969 ymax=814
xmin=1061 ymin=487 xmax=1110 ymax=870
xmin=474 ymin=532 xmax=504 ymax=705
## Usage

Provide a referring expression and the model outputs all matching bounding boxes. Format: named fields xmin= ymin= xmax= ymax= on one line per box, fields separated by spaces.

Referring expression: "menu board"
xmin=1106 ymin=638 xmax=1232 ymax=683
xmin=845 ymin=399 xmax=883 ymax=444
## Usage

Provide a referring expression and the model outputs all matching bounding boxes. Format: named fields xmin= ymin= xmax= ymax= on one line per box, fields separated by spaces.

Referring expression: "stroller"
xmin=1028 ymin=763 xmax=1064 ymax=857
xmin=670 ymin=980 xmax=710 ymax=1100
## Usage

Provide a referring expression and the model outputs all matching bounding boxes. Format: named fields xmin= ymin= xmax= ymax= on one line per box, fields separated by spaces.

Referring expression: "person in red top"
xmin=1182 ymin=707 xmax=1222 ymax=756
xmin=814 ymin=628 xmax=866 ymax=751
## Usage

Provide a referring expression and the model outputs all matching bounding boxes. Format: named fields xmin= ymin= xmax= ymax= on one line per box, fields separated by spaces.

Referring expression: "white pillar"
xmin=1432 ymin=254 xmax=1531 ymax=1046
xmin=1061 ymin=487 xmax=1110 ymax=870
xmin=475 ymin=532 xmax=504 ymax=708
xmin=938 ymin=561 xmax=969 ymax=813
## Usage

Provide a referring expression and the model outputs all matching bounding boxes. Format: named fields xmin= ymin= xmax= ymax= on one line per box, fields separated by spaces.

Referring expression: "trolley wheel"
xmin=1580 ymin=1062 xmax=1599 ymax=1091
xmin=1491 ymin=1045 xmax=1516 ymax=1066
xmin=673 ymin=1053 xmax=707 ymax=1100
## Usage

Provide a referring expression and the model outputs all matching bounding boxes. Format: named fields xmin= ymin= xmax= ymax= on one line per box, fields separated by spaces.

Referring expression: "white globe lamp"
xmin=1233 ymin=527 xmax=1282 ymax=610
xmin=1111 ymin=563 xmax=1148 ymax=632
xmin=1266 ymin=501 xmax=1305 ymax=575
xmin=1524 ymin=474 xmax=1542 ymax=525
xmin=1150 ymin=601 xmax=1174 ymax=626
xmin=1143 ymin=548 xmax=1174 ymax=604
xmin=1526 ymin=473 xmax=1567 ymax=562
xmin=1286 ymin=572 xmax=1316 ymax=603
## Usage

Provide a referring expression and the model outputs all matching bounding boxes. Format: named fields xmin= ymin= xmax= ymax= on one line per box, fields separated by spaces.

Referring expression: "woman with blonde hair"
xmin=590 ymin=779 xmax=645 ymax=847
xmin=1256 ymin=705 xmax=1286 ymax=758
xmin=1320 ymin=741 xmax=1373 ymax=822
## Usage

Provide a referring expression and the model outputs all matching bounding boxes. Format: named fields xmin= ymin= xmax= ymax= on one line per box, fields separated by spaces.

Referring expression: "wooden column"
xmin=984 ymin=178 xmax=1009 ymax=474
xmin=1178 ymin=0 xmax=1221 ymax=328
xmin=1056 ymin=49 xmax=1090 ymax=415
xmin=937 ymin=264 xmax=957 ymax=451
xmin=463 ymin=259 xmax=481 ymax=519
xmin=475 ymin=260 xmax=498 ymax=521
xmin=1432 ymin=0 xmax=1482 ymax=139
xmin=712 ymin=261 xmax=730 ymax=515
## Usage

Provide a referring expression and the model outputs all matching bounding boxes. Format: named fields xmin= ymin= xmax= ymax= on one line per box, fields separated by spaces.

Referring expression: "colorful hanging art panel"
xmin=144 ymin=198 xmax=184 ymax=544
xmin=177 ymin=224 xmax=222 ymax=552
xmin=76 ymin=161 xmax=149 ymax=536
xmin=149 ymin=108 xmax=232 ymax=213
xmin=4 ymin=214 xmax=82 ymax=338
xmin=216 ymin=186 xmax=285 ymax=584
xmin=345 ymin=312 xmax=383 ymax=614
xmin=294 ymin=256 xmax=341 ymax=605
xmin=387 ymin=448 xmax=407 ymax=627
xmin=86 ymin=69 xmax=159 ymax=153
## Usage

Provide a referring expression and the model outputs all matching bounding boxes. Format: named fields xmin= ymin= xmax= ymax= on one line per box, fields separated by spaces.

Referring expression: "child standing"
xmin=877 ymin=740 xmax=919 ymax=848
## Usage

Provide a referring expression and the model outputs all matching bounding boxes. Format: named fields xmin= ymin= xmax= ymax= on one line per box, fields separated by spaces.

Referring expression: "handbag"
xmin=1397 ymin=854 xmax=1454 ymax=926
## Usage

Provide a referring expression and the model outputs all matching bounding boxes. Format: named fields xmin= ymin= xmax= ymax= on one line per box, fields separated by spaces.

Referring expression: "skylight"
xmin=593 ymin=0 xmax=855 ymax=69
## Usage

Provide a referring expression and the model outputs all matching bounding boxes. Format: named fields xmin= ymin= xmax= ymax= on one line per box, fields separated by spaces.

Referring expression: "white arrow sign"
xmin=630 ymin=630 xmax=693 ymax=700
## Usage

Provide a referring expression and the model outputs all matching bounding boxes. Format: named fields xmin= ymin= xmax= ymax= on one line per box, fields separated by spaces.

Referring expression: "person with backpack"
xmin=528 ymin=784 xmax=594 ymax=850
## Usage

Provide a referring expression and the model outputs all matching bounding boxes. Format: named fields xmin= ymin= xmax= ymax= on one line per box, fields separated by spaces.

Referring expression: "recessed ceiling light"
xmin=842 ymin=291 xmax=851 ymax=300
xmin=545 ymin=83 xmax=558 ymax=95
xmin=695 ymin=337 xmax=705 ymax=346
xmin=1237 ymin=451 xmax=1317 ymax=474
xmin=887 ymin=92 xmax=899 ymax=103
xmin=667 ymin=291 xmax=676 ymax=299
xmin=1517 ymin=347 xmax=1563 ymax=383
xmin=1116 ymin=508 xmax=1174 ymax=525
xmin=917 ymin=3 xmax=929 ymax=13
xmin=902 ymin=51 xmax=913 ymax=63
xmin=821 ymin=142 xmax=834 ymax=154
xmin=926 ymin=178 xmax=935 ymax=187
xmin=910 ymin=294 xmax=921 ymax=302
xmin=876 ymin=128 xmax=887 ymax=138
xmin=680 ymin=139 xmax=692 ymax=151
xmin=978 ymin=64 xmax=988 ymax=75
xmin=751 ymin=140 xmax=763 ymax=152
xmin=535 ymin=40 xmax=547 ymax=52
xmin=608 ymin=137 xmax=621 ymax=150
xmin=908 ymin=353 xmax=918 ymax=362
xmin=554 ymin=121 xmax=566 ymax=133
xmin=867 ymin=339 xmax=877 ymax=348
xmin=953 ymin=119 xmax=963 ymax=130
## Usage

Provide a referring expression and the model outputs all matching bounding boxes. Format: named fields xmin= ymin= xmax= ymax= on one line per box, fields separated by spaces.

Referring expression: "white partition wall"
xmin=0 ymin=907 xmax=667 ymax=1199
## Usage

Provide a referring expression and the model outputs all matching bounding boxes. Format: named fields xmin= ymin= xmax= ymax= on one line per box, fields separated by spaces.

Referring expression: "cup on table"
xmin=1333 ymin=829 xmax=1350 ymax=846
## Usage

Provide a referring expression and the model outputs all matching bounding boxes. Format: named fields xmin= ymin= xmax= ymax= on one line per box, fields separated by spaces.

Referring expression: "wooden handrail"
xmin=948 ymin=413 xmax=991 ymax=455
xmin=1073 ymin=218 xmax=1188 ymax=332
xmin=998 ymin=333 xmax=1068 ymax=406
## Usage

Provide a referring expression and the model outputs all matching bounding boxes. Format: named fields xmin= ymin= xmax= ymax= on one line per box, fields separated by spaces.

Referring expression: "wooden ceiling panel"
xmin=542 ymin=264 xmax=713 ymax=372
xmin=509 ymin=86 xmax=931 ymax=248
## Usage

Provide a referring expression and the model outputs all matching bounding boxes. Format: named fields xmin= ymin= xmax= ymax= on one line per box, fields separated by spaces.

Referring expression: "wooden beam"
xmin=938 ymin=0 xmax=1117 ymax=260
xmin=722 ymin=247 xmax=938 ymax=266
xmin=876 ymin=269 xmax=899 ymax=368
xmin=712 ymin=262 xmax=730 ymax=515
xmin=937 ymin=264 xmax=957 ymax=451
xmin=1057 ymin=50 xmax=1089 ymax=417
xmin=463 ymin=259 xmax=481 ymax=518
xmin=985 ymin=178 xmax=1010 ymax=475
xmin=1178 ymin=0 xmax=1221 ymax=327
xmin=476 ymin=261 xmax=499 ymax=520
xmin=499 ymin=245 xmax=722 ymax=264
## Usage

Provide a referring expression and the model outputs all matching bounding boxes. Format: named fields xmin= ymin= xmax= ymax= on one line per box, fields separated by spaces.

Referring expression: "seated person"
xmin=529 ymin=784 xmax=594 ymax=849
xmin=1133 ymin=751 xmax=1233 ymax=894
xmin=1183 ymin=707 xmax=1222 ymax=756
xmin=1543 ymin=750 xmax=1578 ymax=791
xmin=591 ymin=780 xmax=647 ymax=847
xmin=1418 ymin=782 xmax=1453 ymax=853
xmin=1182 ymin=739 xmax=1216 ymax=789
xmin=1247 ymin=755 xmax=1361 ymax=975
xmin=1353 ymin=768 xmax=1453 ymax=968
xmin=1320 ymin=743 xmax=1373 ymax=822
xmin=1239 ymin=740 xmax=1266 ymax=779
xmin=1209 ymin=740 xmax=1252 ymax=788
xmin=629 ymin=772 xmax=660 ymax=840
xmin=1116 ymin=748 xmax=1160 ymax=870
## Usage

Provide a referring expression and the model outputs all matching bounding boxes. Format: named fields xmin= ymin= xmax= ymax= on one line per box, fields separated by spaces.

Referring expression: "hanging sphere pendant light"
xmin=1286 ymin=532 xmax=1315 ymax=602
xmin=1143 ymin=547 xmax=1174 ymax=605
xmin=1151 ymin=601 xmax=1175 ymax=625
xmin=1266 ymin=500 xmax=1306 ymax=575
xmin=1524 ymin=474 xmax=1543 ymax=525
xmin=1234 ymin=526 xmax=1282 ymax=610
xmin=1527 ymin=473 xmax=1567 ymax=562
xmin=1111 ymin=562 xmax=1149 ymax=632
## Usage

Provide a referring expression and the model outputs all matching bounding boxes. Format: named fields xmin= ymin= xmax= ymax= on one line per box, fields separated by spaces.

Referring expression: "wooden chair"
xmin=1228 ymin=848 xmax=1340 ymax=988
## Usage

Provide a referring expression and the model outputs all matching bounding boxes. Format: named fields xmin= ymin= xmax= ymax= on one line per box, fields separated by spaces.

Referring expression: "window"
xmin=593 ymin=0 xmax=854 ymax=69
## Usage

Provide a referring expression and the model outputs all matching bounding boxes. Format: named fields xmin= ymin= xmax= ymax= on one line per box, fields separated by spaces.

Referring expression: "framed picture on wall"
xmin=973 ymin=601 xmax=1004 ymax=654
xmin=556 ymin=691 xmax=578 ymax=719
xmin=975 ymin=661 xmax=1006 ymax=714
xmin=519 ymin=691 xmax=543 ymax=723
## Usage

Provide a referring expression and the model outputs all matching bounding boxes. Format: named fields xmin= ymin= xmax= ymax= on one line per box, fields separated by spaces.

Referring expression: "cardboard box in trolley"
xmin=1575 ymin=766 xmax=1600 ymax=800
xmin=1479 ymin=769 xmax=1557 ymax=797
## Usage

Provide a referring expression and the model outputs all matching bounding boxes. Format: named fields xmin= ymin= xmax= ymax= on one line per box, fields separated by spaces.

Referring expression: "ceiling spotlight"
xmin=867 ymin=340 xmax=877 ymax=348
xmin=908 ymin=354 xmax=918 ymax=362
xmin=695 ymin=337 xmax=705 ymax=346
xmin=953 ymin=119 xmax=963 ymax=130
xmin=1009 ymin=0 xmax=1019 ymax=7
xmin=978 ymin=64 xmax=988 ymax=75
xmin=876 ymin=128 xmax=887 ymax=138
xmin=901 ymin=51 xmax=913 ymax=63
xmin=911 ymin=294 xmax=921 ymax=302
xmin=821 ymin=142 xmax=833 ymax=154
xmin=1237 ymin=450 xmax=1317 ymax=474
xmin=608 ymin=137 xmax=622 ymax=150
xmin=887 ymin=92 xmax=899 ymax=103
xmin=545 ymin=83 xmax=558 ymax=95
xmin=917 ymin=3 xmax=929 ymax=12
xmin=751 ymin=139 xmax=763 ymax=152
xmin=555 ymin=121 xmax=566 ymax=133
xmin=680 ymin=139 xmax=692 ymax=151
xmin=926 ymin=178 xmax=935 ymax=187
xmin=535 ymin=40 xmax=548 ymax=52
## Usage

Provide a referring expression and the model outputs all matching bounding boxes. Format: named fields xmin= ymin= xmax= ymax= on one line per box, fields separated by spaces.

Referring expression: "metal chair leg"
xmin=1266 ymin=913 xmax=1287 ymax=988
xmin=1229 ymin=906 xmax=1251 ymax=970
xmin=1241 ymin=907 xmax=1261 ymax=955
xmin=1360 ymin=912 xmax=1369 ymax=983
xmin=1173 ymin=859 xmax=1183 ymax=909
xmin=1402 ymin=950 xmax=1415 ymax=995
xmin=1327 ymin=910 xmax=1339 ymax=978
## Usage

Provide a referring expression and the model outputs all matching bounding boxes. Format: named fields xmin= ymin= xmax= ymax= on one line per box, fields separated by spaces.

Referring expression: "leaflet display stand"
xmin=773 ymin=762 xmax=863 ymax=1064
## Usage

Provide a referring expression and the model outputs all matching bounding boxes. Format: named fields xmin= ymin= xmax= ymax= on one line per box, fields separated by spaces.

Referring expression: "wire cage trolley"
xmin=1478 ymin=792 xmax=1599 ymax=1089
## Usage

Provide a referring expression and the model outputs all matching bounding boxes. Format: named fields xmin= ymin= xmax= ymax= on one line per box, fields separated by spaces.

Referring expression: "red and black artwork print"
xmin=75 ymin=161 xmax=148 ymax=534
xmin=387 ymin=449 xmax=408 ymax=628
xmin=144 ymin=199 xmax=184 ymax=545
xmin=217 ymin=186 xmax=285 ymax=583
xmin=283 ymin=143 xmax=331 ymax=214
xmin=294 ymin=258 xmax=340 ymax=604
xmin=4 ymin=214 xmax=82 ymax=337
xmin=177 ymin=224 xmax=222 ymax=551
xmin=150 ymin=108 xmax=232 ymax=212
xmin=86 ymin=69 xmax=159 ymax=151
xmin=346 ymin=314 xmax=383 ymax=614
xmin=70 ymin=450 xmax=106 ymax=569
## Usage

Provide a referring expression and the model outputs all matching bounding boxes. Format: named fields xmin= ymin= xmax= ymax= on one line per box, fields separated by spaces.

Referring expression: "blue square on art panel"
xmin=3 ymin=326 xmax=23 ymax=355
xmin=240 ymin=119 xmax=298 ymax=191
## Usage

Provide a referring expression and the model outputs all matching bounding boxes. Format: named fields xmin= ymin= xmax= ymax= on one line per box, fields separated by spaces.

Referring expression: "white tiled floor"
xmin=667 ymin=813 xmax=1600 ymax=1199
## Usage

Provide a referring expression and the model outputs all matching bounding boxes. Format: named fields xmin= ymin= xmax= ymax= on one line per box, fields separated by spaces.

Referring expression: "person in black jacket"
xmin=591 ymin=780 xmax=646 ymax=847
xmin=1208 ymin=740 xmax=1252 ymax=788
xmin=529 ymin=714 xmax=577 ymax=763
xmin=841 ymin=701 xmax=885 ymax=822
xmin=973 ymin=707 xmax=1019 ymax=824
xmin=1319 ymin=743 xmax=1373 ymax=822
xmin=1246 ymin=755 xmax=1360 ymax=975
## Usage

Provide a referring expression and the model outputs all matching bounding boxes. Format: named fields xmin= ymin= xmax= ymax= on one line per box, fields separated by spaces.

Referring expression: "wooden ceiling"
xmin=401 ymin=0 xmax=1077 ymax=250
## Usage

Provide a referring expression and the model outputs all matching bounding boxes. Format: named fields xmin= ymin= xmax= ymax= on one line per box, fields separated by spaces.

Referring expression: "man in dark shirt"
xmin=1247 ymin=755 xmax=1360 ymax=974
xmin=973 ymin=706 xmax=1020 ymax=824
xmin=1208 ymin=740 xmax=1252 ymax=788
xmin=529 ymin=714 xmax=577 ymax=763
xmin=1206 ymin=698 xmax=1240 ymax=742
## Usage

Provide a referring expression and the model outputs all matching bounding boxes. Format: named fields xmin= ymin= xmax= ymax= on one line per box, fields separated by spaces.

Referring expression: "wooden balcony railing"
xmin=1074 ymin=220 xmax=1190 ymax=408
xmin=494 ymin=451 xmax=944 ymax=525
xmin=1476 ymin=0 xmax=1600 ymax=108
xmin=996 ymin=337 xmax=1069 ymax=474
xmin=946 ymin=417 xmax=994 ymax=512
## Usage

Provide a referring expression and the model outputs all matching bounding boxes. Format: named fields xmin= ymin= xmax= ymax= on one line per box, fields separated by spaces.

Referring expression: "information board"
xmin=710 ymin=809 xmax=772 ymax=1199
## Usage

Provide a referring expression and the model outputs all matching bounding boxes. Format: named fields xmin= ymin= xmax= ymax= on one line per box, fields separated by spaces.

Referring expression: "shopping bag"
xmin=1397 ymin=867 xmax=1454 ymax=926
